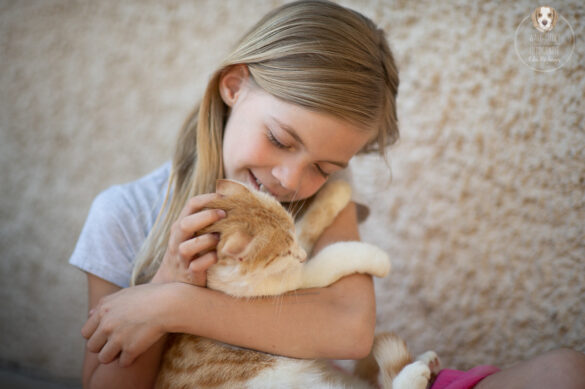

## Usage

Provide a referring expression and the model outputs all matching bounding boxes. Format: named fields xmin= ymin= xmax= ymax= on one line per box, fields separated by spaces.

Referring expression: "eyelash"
xmin=266 ymin=130 xmax=288 ymax=149
xmin=316 ymin=166 xmax=330 ymax=178
xmin=266 ymin=130 xmax=330 ymax=178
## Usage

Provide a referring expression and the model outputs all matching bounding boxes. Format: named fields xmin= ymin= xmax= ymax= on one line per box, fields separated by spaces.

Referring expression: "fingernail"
xmin=88 ymin=309 xmax=95 ymax=317
xmin=217 ymin=210 xmax=227 ymax=218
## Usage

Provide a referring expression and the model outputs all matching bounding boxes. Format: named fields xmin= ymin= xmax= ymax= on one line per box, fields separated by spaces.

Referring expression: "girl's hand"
xmin=82 ymin=282 xmax=174 ymax=367
xmin=152 ymin=193 xmax=226 ymax=286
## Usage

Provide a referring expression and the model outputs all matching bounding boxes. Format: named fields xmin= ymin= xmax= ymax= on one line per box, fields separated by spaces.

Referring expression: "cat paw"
xmin=417 ymin=350 xmax=441 ymax=375
xmin=393 ymin=361 xmax=431 ymax=389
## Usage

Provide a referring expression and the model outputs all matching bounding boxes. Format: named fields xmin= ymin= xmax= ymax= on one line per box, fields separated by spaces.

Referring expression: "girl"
xmin=72 ymin=1 xmax=585 ymax=388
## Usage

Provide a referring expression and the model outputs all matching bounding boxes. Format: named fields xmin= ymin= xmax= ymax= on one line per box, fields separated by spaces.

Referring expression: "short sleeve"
xmin=69 ymin=163 xmax=169 ymax=288
xmin=69 ymin=187 xmax=147 ymax=288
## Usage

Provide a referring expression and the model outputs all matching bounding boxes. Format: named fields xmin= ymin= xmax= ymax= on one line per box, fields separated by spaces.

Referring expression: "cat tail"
xmin=361 ymin=332 xmax=413 ymax=389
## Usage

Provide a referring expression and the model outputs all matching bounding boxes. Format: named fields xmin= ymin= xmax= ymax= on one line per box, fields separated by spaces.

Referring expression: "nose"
xmin=272 ymin=162 xmax=304 ymax=192
xmin=542 ymin=20 xmax=548 ymax=25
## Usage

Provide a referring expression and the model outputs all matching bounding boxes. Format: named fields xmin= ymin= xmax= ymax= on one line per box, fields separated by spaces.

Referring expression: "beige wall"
xmin=1 ymin=0 xmax=583 ymax=382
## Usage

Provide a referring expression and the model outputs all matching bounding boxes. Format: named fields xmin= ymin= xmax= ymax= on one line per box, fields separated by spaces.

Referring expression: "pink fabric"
xmin=430 ymin=365 xmax=500 ymax=389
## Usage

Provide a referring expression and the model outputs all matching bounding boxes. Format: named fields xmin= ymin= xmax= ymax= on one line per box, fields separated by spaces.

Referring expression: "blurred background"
xmin=1 ymin=0 xmax=583 ymax=387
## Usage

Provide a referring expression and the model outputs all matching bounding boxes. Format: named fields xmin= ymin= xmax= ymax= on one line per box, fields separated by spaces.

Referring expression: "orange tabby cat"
xmin=154 ymin=179 xmax=439 ymax=389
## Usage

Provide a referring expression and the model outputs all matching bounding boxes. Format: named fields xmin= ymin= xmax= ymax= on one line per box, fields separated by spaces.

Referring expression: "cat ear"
xmin=219 ymin=230 xmax=253 ymax=261
xmin=216 ymin=179 xmax=251 ymax=197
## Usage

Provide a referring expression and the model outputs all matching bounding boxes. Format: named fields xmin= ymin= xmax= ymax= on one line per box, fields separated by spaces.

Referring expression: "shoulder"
xmin=69 ymin=163 xmax=171 ymax=287
xmin=90 ymin=162 xmax=170 ymax=234
xmin=95 ymin=162 xmax=170 ymax=218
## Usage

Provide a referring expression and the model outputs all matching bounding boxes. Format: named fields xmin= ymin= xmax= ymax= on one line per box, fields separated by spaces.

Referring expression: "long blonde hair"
xmin=132 ymin=0 xmax=399 ymax=285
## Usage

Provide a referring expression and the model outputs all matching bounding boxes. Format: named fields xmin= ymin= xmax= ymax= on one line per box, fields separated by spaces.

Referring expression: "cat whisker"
xmin=285 ymin=189 xmax=299 ymax=212
xmin=291 ymin=188 xmax=300 ymax=204
xmin=284 ymin=189 xmax=302 ymax=220
xmin=286 ymin=192 xmax=299 ymax=214
xmin=291 ymin=199 xmax=306 ymax=221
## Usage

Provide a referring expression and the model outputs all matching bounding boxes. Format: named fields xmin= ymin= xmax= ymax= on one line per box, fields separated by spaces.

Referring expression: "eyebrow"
xmin=269 ymin=116 xmax=349 ymax=168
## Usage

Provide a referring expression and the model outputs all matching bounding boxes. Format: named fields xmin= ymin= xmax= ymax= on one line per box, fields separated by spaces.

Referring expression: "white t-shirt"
xmin=69 ymin=163 xmax=170 ymax=288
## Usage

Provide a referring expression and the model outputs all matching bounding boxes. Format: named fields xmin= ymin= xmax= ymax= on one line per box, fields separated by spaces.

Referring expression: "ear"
xmin=216 ymin=179 xmax=251 ymax=197
xmin=219 ymin=64 xmax=250 ymax=107
xmin=219 ymin=230 xmax=253 ymax=261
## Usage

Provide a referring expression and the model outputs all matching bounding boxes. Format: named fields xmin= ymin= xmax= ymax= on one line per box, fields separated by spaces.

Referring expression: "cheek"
xmin=223 ymin=128 xmax=262 ymax=172
xmin=297 ymin=175 xmax=327 ymax=200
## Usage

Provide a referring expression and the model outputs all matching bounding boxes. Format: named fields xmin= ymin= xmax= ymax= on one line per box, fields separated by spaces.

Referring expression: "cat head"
xmin=202 ymin=179 xmax=307 ymax=297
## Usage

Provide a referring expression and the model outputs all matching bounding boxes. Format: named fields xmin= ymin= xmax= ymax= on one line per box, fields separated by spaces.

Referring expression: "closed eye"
xmin=266 ymin=127 xmax=335 ymax=178
xmin=315 ymin=164 xmax=330 ymax=178
xmin=266 ymin=130 xmax=289 ymax=150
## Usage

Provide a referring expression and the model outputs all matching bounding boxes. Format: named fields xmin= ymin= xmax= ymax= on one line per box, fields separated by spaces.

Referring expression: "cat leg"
xmin=300 ymin=241 xmax=390 ymax=289
xmin=417 ymin=350 xmax=441 ymax=378
xmin=295 ymin=180 xmax=351 ymax=253
xmin=392 ymin=361 xmax=431 ymax=389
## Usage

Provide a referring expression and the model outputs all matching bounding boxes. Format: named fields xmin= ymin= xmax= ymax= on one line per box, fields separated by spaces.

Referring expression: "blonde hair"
xmin=132 ymin=0 xmax=399 ymax=285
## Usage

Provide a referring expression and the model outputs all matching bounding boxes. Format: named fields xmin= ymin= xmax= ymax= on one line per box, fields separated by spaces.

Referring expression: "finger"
xmin=98 ymin=338 xmax=121 ymax=364
xmin=81 ymin=312 xmax=100 ymax=339
xmin=182 ymin=209 xmax=226 ymax=235
xmin=86 ymin=329 xmax=109 ymax=354
xmin=179 ymin=193 xmax=223 ymax=219
xmin=170 ymin=209 xmax=225 ymax=250
xmin=189 ymin=252 xmax=217 ymax=287
xmin=189 ymin=251 xmax=218 ymax=273
xmin=178 ymin=233 xmax=220 ymax=267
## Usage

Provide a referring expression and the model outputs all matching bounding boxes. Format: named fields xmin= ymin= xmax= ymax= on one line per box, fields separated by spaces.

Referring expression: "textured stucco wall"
xmin=1 ymin=0 xmax=583 ymax=383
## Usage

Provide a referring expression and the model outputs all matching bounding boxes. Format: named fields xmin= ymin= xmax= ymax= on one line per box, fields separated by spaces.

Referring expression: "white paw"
xmin=417 ymin=350 xmax=441 ymax=375
xmin=393 ymin=361 xmax=431 ymax=389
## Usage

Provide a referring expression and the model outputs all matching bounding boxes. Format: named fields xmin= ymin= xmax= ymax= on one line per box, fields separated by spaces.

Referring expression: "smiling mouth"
xmin=249 ymin=171 xmax=271 ymax=194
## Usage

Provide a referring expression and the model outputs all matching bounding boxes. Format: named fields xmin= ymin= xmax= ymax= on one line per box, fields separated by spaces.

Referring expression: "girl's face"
xmin=222 ymin=80 xmax=374 ymax=202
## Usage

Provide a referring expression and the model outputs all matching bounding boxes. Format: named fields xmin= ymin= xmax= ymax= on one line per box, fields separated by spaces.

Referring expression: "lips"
xmin=248 ymin=170 xmax=287 ymax=199
xmin=248 ymin=170 xmax=270 ymax=194
xmin=248 ymin=170 xmax=260 ymax=189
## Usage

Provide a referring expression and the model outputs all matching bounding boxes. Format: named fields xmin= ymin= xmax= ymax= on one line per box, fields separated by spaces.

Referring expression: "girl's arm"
xmin=82 ymin=201 xmax=375 ymax=387
xmin=82 ymin=275 xmax=168 ymax=389
xmin=170 ymin=273 xmax=375 ymax=360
